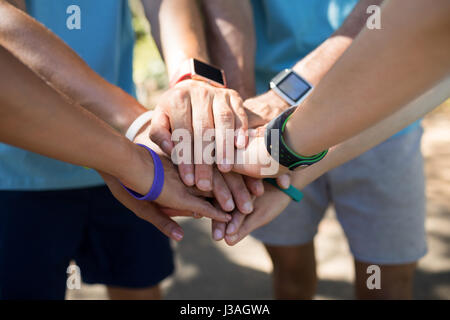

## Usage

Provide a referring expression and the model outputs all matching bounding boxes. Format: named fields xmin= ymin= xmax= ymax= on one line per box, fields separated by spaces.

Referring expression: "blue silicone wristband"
xmin=264 ymin=178 xmax=304 ymax=202
xmin=121 ymin=144 xmax=164 ymax=201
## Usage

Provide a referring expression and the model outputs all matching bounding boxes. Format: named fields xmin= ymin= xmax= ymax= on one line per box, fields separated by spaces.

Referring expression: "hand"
xmin=244 ymin=90 xmax=290 ymax=129
xmin=232 ymin=126 xmax=290 ymax=178
xmin=212 ymin=182 xmax=292 ymax=245
xmin=119 ymin=133 xmax=232 ymax=224
xmin=100 ymin=171 xmax=186 ymax=242
xmin=149 ymin=80 xmax=248 ymax=191
xmin=136 ymin=121 xmax=262 ymax=214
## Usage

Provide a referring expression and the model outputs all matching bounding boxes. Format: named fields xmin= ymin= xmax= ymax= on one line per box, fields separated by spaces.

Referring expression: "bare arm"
xmin=292 ymin=77 xmax=449 ymax=189
xmin=201 ymin=0 xmax=256 ymax=99
xmin=142 ymin=0 xmax=249 ymax=194
xmin=0 ymin=45 xmax=230 ymax=224
xmin=244 ymin=0 xmax=384 ymax=128
xmin=285 ymin=0 xmax=450 ymax=157
xmin=142 ymin=0 xmax=209 ymax=78
xmin=0 ymin=0 xmax=146 ymax=133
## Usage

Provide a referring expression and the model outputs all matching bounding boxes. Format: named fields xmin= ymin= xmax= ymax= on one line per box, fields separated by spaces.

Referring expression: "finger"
xmin=191 ymin=87 xmax=214 ymax=191
xmin=160 ymin=207 xmax=193 ymax=217
xmin=212 ymin=219 xmax=227 ymax=241
xmin=138 ymin=204 xmax=185 ymax=242
xmin=229 ymin=92 xmax=248 ymax=149
xmin=222 ymin=172 xmax=254 ymax=214
xmin=244 ymin=176 xmax=265 ymax=197
xmin=213 ymin=93 xmax=235 ymax=173
xmin=212 ymin=169 xmax=235 ymax=212
xmin=276 ymin=174 xmax=291 ymax=189
xmin=168 ymin=89 xmax=195 ymax=186
xmin=149 ymin=108 xmax=174 ymax=155
xmin=225 ymin=210 xmax=246 ymax=236
xmin=225 ymin=212 xmax=260 ymax=246
xmin=182 ymin=193 xmax=232 ymax=223
xmin=101 ymin=172 xmax=184 ymax=241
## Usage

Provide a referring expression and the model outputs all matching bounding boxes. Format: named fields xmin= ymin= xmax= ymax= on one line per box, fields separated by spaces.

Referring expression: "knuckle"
xmin=216 ymin=108 xmax=234 ymax=125
xmin=171 ymin=88 xmax=189 ymax=105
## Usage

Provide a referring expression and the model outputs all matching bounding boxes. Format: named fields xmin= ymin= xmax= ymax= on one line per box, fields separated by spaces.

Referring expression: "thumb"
xmin=149 ymin=108 xmax=173 ymax=156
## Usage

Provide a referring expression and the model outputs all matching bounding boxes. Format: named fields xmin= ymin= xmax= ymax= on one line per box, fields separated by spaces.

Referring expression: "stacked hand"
xmin=132 ymin=81 xmax=295 ymax=245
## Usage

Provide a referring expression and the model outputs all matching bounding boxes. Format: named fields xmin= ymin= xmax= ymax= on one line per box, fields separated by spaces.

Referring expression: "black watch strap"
xmin=264 ymin=107 xmax=328 ymax=170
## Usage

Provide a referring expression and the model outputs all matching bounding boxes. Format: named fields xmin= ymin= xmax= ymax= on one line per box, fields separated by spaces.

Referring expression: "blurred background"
xmin=67 ymin=1 xmax=450 ymax=300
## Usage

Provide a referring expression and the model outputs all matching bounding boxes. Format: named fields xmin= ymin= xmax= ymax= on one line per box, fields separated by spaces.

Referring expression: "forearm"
xmin=294 ymin=0 xmax=383 ymax=86
xmin=244 ymin=0 xmax=381 ymax=127
xmin=0 ymin=46 xmax=151 ymax=193
xmin=286 ymin=0 xmax=450 ymax=156
xmin=143 ymin=0 xmax=209 ymax=78
xmin=201 ymin=0 xmax=256 ymax=99
xmin=0 ymin=1 xmax=146 ymax=133
xmin=291 ymin=76 xmax=450 ymax=190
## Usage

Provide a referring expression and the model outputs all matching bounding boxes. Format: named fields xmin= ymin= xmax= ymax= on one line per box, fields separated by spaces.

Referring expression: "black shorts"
xmin=0 ymin=186 xmax=174 ymax=299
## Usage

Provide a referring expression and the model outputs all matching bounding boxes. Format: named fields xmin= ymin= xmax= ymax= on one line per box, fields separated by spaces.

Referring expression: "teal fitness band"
xmin=264 ymin=178 xmax=304 ymax=202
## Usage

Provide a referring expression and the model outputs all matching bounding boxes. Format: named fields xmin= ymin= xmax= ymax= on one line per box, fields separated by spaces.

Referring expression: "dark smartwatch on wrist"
xmin=170 ymin=58 xmax=227 ymax=88
xmin=265 ymin=69 xmax=328 ymax=170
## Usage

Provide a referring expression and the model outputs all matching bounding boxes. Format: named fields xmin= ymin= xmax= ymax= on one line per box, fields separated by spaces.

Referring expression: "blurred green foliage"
xmin=129 ymin=0 xmax=168 ymax=90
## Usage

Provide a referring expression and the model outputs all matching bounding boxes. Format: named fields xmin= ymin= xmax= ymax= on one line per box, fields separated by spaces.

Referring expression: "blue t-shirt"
xmin=0 ymin=0 xmax=135 ymax=190
xmin=251 ymin=0 xmax=419 ymax=135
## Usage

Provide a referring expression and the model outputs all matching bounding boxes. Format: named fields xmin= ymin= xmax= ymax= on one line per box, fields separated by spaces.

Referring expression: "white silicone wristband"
xmin=125 ymin=110 xmax=154 ymax=141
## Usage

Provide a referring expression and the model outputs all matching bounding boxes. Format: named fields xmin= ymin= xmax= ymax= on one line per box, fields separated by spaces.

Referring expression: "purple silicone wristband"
xmin=121 ymin=144 xmax=164 ymax=201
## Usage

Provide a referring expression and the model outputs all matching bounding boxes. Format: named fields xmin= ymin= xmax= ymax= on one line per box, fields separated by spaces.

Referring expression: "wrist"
xmin=245 ymin=90 xmax=291 ymax=128
xmin=107 ymin=85 xmax=148 ymax=135
xmin=118 ymin=142 xmax=155 ymax=195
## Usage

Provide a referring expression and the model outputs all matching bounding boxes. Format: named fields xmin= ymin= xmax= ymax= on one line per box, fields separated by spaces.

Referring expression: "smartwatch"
xmin=270 ymin=68 xmax=313 ymax=106
xmin=265 ymin=69 xmax=327 ymax=170
xmin=170 ymin=58 xmax=227 ymax=88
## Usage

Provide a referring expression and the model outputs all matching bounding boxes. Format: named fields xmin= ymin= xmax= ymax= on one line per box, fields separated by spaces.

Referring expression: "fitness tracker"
xmin=265 ymin=107 xmax=328 ymax=170
xmin=270 ymin=69 xmax=313 ymax=106
xmin=170 ymin=58 xmax=227 ymax=88
xmin=125 ymin=110 xmax=154 ymax=142
xmin=121 ymin=144 xmax=164 ymax=201
xmin=264 ymin=178 xmax=304 ymax=202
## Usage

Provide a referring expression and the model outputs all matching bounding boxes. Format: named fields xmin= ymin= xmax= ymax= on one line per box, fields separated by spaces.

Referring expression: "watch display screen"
xmin=277 ymin=73 xmax=312 ymax=102
xmin=193 ymin=59 xmax=225 ymax=85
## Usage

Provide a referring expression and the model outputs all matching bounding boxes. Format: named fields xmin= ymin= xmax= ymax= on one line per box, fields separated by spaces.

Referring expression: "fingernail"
xmin=225 ymin=199 xmax=235 ymax=211
xmin=226 ymin=214 xmax=233 ymax=221
xmin=280 ymin=175 xmax=290 ymax=189
xmin=227 ymin=223 xmax=236 ymax=234
xmin=185 ymin=173 xmax=194 ymax=186
xmin=214 ymin=228 xmax=223 ymax=240
xmin=197 ymin=179 xmax=212 ymax=191
xmin=193 ymin=212 xmax=202 ymax=219
xmin=220 ymin=163 xmax=232 ymax=172
xmin=172 ymin=229 xmax=184 ymax=241
xmin=236 ymin=133 xmax=246 ymax=149
xmin=256 ymin=183 xmax=264 ymax=195
xmin=242 ymin=201 xmax=253 ymax=214
xmin=227 ymin=234 xmax=239 ymax=243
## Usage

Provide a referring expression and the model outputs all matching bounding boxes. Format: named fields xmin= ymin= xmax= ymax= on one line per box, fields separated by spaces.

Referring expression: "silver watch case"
xmin=269 ymin=68 xmax=313 ymax=106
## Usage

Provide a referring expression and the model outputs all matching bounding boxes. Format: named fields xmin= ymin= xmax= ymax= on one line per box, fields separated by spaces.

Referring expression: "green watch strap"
xmin=264 ymin=178 xmax=304 ymax=202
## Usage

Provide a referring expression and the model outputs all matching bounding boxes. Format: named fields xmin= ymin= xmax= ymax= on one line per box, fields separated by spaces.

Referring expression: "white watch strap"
xmin=125 ymin=110 xmax=154 ymax=141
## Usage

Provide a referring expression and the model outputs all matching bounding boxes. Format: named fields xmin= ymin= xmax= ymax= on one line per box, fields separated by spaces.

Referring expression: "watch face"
xmin=193 ymin=59 xmax=225 ymax=86
xmin=277 ymin=72 xmax=312 ymax=102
